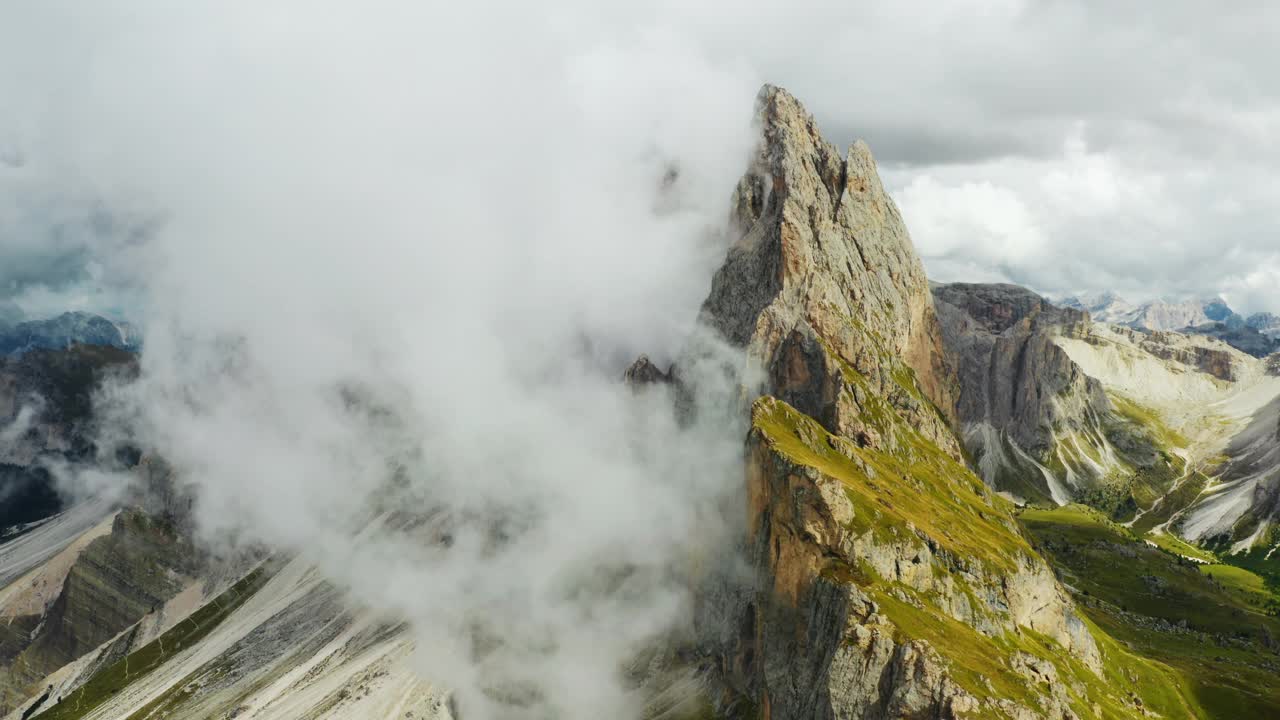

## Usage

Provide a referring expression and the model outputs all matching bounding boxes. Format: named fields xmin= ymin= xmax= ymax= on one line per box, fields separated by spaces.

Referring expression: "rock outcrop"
xmin=697 ymin=85 xmax=958 ymax=461
xmin=1184 ymin=322 xmax=1279 ymax=359
xmin=623 ymin=355 xmax=674 ymax=388
xmin=1133 ymin=331 xmax=1238 ymax=382
xmin=697 ymin=86 xmax=1108 ymax=720
xmin=0 ymin=508 xmax=201 ymax=713
xmin=933 ymin=283 xmax=1111 ymax=504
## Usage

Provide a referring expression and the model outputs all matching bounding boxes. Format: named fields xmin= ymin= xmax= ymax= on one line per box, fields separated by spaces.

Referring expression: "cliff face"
xmin=1135 ymin=331 xmax=1238 ymax=382
xmin=698 ymin=86 xmax=958 ymax=460
xmin=0 ymin=508 xmax=201 ymax=714
xmin=696 ymin=88 xmax=1154 ymax=720
xmin=932 ymin=284 xmax=1113 ymax=504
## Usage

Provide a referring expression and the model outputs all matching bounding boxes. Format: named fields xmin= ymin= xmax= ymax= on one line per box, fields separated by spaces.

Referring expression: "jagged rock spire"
xmin=699 ymin=84 xmax=959 ymax=455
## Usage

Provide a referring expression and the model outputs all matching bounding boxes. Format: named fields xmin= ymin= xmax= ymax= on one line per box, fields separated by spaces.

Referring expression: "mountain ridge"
xmin=0 ymin=312 xmax=139 ymax=357
xmin=1 ymin=85 xmax=1279 ymax=719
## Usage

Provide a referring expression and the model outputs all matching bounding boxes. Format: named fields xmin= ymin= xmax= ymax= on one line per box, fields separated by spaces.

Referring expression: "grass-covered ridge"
xmin=752 ymin=395 xmax=1030 ymax=572
xmin=870 ymin=583 xmax=1199 ymax=719
xmin=752 ymin=396 xmax=1214 ymax=718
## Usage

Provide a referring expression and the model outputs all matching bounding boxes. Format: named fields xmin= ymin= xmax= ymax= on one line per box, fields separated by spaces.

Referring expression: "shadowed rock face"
xmin=932 ymin=283 xmax=1111 ymax=501
xmin=0 ymin=345 xmax=140 ymax=535
xmin=698 ymin=85 xmax=958 ymax=459
xmin=622 ymin=355 xmax=673 ymax=388
xmin=0 ymin=508 xmax=201 ymax=712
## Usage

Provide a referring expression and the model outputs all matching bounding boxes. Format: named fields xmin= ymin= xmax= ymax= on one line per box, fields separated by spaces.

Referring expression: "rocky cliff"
xmin=932 ymin=283 xmax=1111 ymax=504
xmin=689 ymin=87 xmax=1189 ymax=720
xmin=697 ymin=85 xmax=958 ymax=460
xmin=0 ymin=507 xmax=201 ymax=714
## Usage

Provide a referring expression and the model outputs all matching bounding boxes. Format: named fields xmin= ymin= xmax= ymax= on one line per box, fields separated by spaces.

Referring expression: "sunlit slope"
xmin=1056 ymin=323 xmax=1280 ymax=551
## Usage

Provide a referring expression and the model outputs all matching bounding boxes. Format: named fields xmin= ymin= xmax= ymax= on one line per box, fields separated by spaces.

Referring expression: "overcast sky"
xmin=2 ymin=1 xmax=1280 ymax=317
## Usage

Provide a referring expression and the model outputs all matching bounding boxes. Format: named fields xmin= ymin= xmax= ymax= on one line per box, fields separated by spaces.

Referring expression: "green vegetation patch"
xmin=1109 ymin=395 xmax=1190 ymax=452
xmin=1146 ymin=531 xmax=1217 ymax=564
xmin=870 ymin=583 xmax=1198 ymax=719
xmin=1131 ymin=473 xmax=1209 ymax=536
xmin=1022 ymin=506 xmax=1280 ymax=718
xmin=753 ymin=396 xmax=1030 ymax=572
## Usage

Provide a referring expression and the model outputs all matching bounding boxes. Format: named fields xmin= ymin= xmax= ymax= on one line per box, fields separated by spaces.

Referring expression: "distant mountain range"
xmin=1057 ymin=293 xmax=1280 ymax=357
xmin=0 ymin=311 xmax=140 ymax=355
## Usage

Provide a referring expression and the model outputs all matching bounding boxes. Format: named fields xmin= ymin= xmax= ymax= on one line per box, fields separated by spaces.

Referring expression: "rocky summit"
xmin=1 ymin=85 xmax=1280 ymax=720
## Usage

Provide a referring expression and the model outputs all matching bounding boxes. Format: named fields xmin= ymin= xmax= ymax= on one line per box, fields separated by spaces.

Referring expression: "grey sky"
xmin=2 ymin=1 xmax=1279 ymax=315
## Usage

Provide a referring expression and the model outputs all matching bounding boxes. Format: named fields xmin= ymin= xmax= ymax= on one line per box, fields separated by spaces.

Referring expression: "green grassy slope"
xmin=1021 ymin=505 xmax=1280 ymax=718
xmin=754 ymin=397 xmax=1205 ymax=719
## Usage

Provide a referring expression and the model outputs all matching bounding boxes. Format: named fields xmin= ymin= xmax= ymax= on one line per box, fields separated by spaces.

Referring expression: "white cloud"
xmin=2 ymin=3 xmax=764 ymax=717
xmin=898 ymin=175 xmax=1048 ymax=269
xmin=4 ymin=2 xmax=1280 ymax=714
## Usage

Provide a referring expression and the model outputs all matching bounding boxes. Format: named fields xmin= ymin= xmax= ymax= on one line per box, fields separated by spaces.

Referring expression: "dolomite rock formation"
xmin=932 ymin=283 xmax=1111 ymax=503
xmin=698 ymin=86 xmax=1102 ymax=720
xmin=1131 ymin=330 xmax=1238 ymax=382
xmin=697 ymin=85 xmax=959 ymax=459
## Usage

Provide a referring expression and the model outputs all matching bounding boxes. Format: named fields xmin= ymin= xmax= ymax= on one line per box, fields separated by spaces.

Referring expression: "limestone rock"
xmin=933 ymin=283 xmax=1111 ymax=503
xmin=689 ymin=87 xmax=1110 ymax=719
xmin=697 ymin=85 xmax=959 ymax=459
xmin=1136 ymin=331 xmax=1237 ymax=381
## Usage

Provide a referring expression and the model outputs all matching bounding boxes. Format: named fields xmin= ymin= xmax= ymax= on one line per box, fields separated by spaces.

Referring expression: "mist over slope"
xmin=0 ymin=4 xmax=1279 ymax=720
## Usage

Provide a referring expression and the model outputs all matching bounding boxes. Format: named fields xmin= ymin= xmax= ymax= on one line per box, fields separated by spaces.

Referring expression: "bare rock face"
xmin=623 ymin=355 xmax=674 ymax=388
xmin=697 ymin=88 xmax=1101 ymax=720
xmin=1129 ymin=300 xmax=1212 ymax=333
xmin=0 ymin=508 xmax=201 ymax=711
xmin=1134 ymin=331 xmax=1238 ymax=382
xmin=932 ymin=283 xmax=1111 ymax=503
xmin=698 ymin=85 xmax=959 ymax=459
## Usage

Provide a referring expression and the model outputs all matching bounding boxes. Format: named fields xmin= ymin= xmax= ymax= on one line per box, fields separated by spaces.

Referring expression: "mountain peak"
xmin=699 ymin=84 xmax=958 ymax=454
xmin=0 ymin=311 xmax=140 ymax=355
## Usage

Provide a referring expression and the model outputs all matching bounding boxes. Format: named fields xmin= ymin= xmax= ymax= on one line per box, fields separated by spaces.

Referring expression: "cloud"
xmin=5 ymin=1 xmax=1280 ymax=714
xmin=0 ymin=161 xmax=148 ymax=317
xmin=2 ymin=2 xmax=765 ymax=718
xmin=7 ymin=1 xmax=1280 ymax=314
xmin=886 ymin=128 xmax=1280 ymax=312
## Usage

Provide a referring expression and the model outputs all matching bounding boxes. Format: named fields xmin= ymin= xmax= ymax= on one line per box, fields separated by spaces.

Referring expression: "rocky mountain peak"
xmin=699 ymin=84 xmax=958 ymax=456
